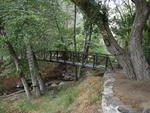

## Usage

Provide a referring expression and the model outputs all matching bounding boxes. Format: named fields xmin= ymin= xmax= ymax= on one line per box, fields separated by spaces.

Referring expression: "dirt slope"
xmin=69 ymin=74 xmax=102 ymax=113
xmin=112 ymin=72 xmax=150 ymax=111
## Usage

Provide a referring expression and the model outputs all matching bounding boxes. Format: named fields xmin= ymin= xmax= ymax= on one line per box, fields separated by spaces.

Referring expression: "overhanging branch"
xmin=131 ymin=0 xmax=139 ymax=4
xmin=70 ymin=0 xmax=124 ymax=56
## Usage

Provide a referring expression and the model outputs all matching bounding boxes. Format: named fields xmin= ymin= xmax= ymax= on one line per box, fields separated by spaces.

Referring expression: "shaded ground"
xmin=0 ymin=62 xmax=64 ymax=95
xmin=112 ymin=72 xmax=150 ymax=111
xmin=0 ymin=76 xmax=20 ymax=91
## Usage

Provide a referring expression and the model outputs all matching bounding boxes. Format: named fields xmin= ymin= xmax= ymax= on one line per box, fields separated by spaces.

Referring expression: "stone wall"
xmin=101 ymin=72 xmax=142 ymax=113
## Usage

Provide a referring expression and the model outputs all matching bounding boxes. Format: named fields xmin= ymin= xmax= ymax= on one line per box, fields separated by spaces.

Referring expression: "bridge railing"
xmin=35 ymin=50 xmax=113 ymax=70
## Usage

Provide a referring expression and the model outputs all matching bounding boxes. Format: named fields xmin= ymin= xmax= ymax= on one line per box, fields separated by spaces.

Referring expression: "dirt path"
xmin=69 ymin=74 xmax=102 ymax=113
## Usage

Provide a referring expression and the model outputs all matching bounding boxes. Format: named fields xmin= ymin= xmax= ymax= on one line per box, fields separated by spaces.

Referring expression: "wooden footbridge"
xmin=35 ymin=51 xmax=113 ymax=71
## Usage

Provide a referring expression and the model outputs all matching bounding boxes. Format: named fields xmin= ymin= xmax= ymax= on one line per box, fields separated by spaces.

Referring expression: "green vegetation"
xmin=0 ymin=0 xmax=150 ymax=112
xmin=57 ymin=86 xmax=79 ymax=108
xmin=16 ymin=97 xmax=38 ymax=112
xmin=89 ymin=95 xmax=99 ymax=104
xmin=0 ymin=73 xmax=102 ymax=113
xmin=0 ymin=100 xmax=6 ymax=113
xmin=14 ymin=84 xmax=79 ymax=113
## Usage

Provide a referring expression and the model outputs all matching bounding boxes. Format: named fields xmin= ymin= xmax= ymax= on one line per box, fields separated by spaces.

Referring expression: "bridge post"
xmin=63 ymin=51 xmax=66 ymax=63
xmin=81 ymin=53 xmax=84 ymax=67
xmin=56 ymin=51 xmax=59 ymax=61
xmin=93 ymin=55 xmax=96 ymax=68
xmin=77 ymin=52 xmax=80 ymax=62
xmin=45 ymin=52 xmax=48 ymax=60
xmin=49 ymin=51 xmax=52 ymax=61
xmin=105 ymin=57 xmax=109 ymax=71
xmin=72 ymin=52 xmax=75 ymax=65
xmin=108 ymin=58 xmax=114 ymax=71
xmin=95 ymin=54 xmax=98 ymax=66
xmin=43 ymin=52 xmax=46 ymax=60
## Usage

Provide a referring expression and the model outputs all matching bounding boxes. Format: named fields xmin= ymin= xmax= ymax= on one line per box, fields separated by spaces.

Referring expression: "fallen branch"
xmin=0 ymin=90 xmax=24 ymax=98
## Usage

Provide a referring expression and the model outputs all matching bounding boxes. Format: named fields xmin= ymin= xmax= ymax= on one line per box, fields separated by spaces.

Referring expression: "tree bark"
xmin=100 ymin=25 xmax=136 ymax=80
xmin=20 ymin=76 xmax=31 ymax=98
xmin=33 ymin=54 xmax=45 ymax=93
xmin=129 ymin=1 xmax=150 ymax=80
xmin=83 ymin=22 xmax=92 ymax=58
xmin=71 ymin=0 xmax=150 ymax=80
xmin=6 ymin=42 xmax=32 ymax=98
xmin=36 ymin=74 xmax=45 ymax=93
xmin=26 ymin=43 xmax=41 ymax=97
xmin=73 ymin=4 xmax=78 ymax=81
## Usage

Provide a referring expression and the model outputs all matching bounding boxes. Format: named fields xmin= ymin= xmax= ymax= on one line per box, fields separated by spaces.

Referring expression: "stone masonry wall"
xmin=101 ymin=72 xmax=142 ymax=113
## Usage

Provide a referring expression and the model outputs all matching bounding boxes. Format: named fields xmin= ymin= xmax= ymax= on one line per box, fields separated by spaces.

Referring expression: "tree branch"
xmin=131 ymin=0 xmax=139 ymax=4
xmin=132 ymin=0 xmax=146 ymax=3
xmin=70 ymin=0 xmax=124 ymax=56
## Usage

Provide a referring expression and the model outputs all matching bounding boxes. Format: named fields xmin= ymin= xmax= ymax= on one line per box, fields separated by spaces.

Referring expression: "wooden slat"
xmin=35 ymin=50 xmax=113 ymax=70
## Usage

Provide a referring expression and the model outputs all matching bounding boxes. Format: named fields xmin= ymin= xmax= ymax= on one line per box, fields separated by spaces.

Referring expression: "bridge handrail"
xmin=35 ymin=50 xmax=112 ymax=58
xmin=34 ymin=50 xmax=114 ymax=70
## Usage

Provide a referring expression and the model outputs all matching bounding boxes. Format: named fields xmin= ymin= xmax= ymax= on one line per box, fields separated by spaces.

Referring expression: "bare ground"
xmin=112 ymin=72 xmax=150 ymax=111
xmin=69 ymin=73 xmax=102 ymax=113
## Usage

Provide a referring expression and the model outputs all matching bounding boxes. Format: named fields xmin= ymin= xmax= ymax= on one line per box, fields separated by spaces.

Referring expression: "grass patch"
xmin=89 ymin=95 xmax=99 ymax=104
xmin=14 ymin=84 xmax=79 ymax=113
xmin=90 ymin=69 xmax=101 ymax=74
xmin=57 ymin=85 xmax=79 ymax=108
xmin=15 ymin=96 xmax=39 ymax=112
xmin=0 ymin=100 xmax=6 ymax=113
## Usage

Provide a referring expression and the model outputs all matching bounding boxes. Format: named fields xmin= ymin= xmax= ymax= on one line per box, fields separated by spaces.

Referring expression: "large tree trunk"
xmin=128 ymin=1 xmax=150 ymax=80
xmin=6 ymin=42 xmax=32 ymax=98
xmin=26 ymin=43 xmax=41 ymax=97
xmin=100 ymin=25 xmax=137 ymax=80
xmin=71 ymin=0 xmax=150 ymax=80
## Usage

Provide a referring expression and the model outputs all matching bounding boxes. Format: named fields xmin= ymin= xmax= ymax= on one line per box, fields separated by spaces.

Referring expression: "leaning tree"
xmin=70 ymin=0 xmax=150 ymax=80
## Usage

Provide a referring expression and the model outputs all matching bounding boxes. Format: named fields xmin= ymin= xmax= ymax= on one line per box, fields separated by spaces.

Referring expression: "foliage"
xmin=110 ymin=1 xmax=135 ymax=47
xmin=0 ymin=0 xmax=70 ymax=51
xmin=0 ymin=0 xmax=110 ymax=60
xmin=14 ymin=83 xmax=79 ymax=113
xmin=143 ymin=16 xmax=150 ymax=63
xmin=110 ymin=1 xmax=150 ymax=64
xmin=0 ymin=0 xmax=73 ymax=77
xmin=0 ymin=59 xmax=15 ymax=76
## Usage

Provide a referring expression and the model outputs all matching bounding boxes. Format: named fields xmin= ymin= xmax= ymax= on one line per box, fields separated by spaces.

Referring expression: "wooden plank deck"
xmin=38 ymin=59 xmax=105 ymax=70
